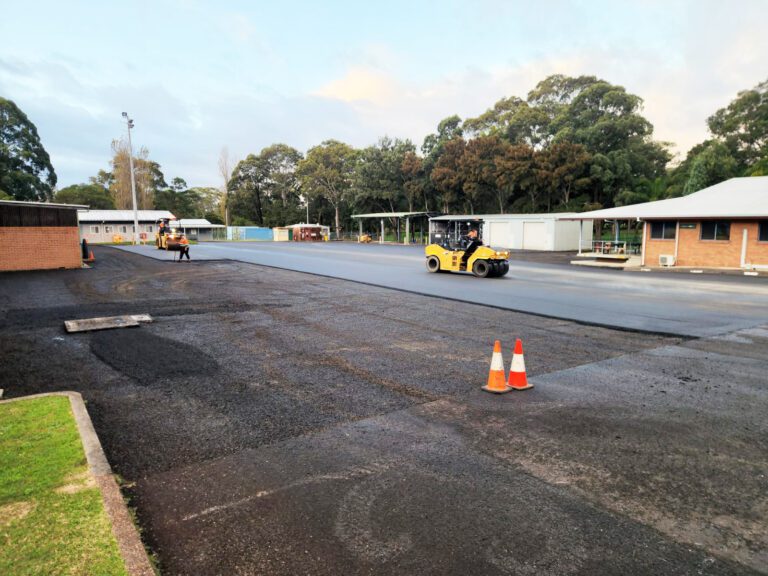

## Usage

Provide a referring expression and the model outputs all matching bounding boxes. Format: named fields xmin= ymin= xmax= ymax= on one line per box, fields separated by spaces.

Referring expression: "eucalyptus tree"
xmin=0 ymin=97 xmax=57 ymax=200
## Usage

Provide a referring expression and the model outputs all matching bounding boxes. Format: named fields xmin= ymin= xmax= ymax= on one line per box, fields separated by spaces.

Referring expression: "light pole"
xmin=122 ymin=112 xmax=139 ymax=245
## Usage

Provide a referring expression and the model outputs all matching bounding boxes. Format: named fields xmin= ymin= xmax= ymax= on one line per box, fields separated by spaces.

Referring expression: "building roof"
xmin=77 ymin=209 xmax=175 ymax=222
xmin=352 ymin=211 xmax=435 ymax=218
xmin=285 ymin=222 xmax=330 ymax=228
xmin=0 ymin=199 xmax=88 ymax=209
xmin=564 ymin=177 xmax=768 ymax=220
xmin=430 ymin=213 xmax=579 ymax=221
xmin=176 ymin=219 xmax=225 ymax=228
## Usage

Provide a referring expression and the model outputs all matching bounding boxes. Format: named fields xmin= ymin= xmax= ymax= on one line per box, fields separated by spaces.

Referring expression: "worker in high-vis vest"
xmin=178 ymin=235 xmax=191 ymax=261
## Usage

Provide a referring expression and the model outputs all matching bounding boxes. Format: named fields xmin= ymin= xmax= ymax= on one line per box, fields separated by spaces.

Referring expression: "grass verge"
xmin=0 ymin=396 xmax=127 ymax=576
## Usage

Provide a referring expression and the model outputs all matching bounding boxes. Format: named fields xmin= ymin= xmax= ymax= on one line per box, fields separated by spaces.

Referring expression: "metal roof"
xmin=352 ymin=211 xmax=434 ymax=218
xmin=176 ymin=218 xmax=225 ymax=228
xmin=77 ymin=209 xmax=175 ymax=222
xmin=430 ymin=213 xmax=579 ymax=221
xmin=563 ymin=177 xmax=768 ymax=220
xmin=0 ymin=199 xmax=87 ymax=209
xmin=284 ymin=222 xmax=330 ymax=228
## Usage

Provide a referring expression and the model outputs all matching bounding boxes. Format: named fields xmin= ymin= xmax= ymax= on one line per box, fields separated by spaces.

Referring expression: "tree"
xmin=354 ymin=137 xmax=414 ymax=215
xmin=259 ymin=144 xmax=304 ymax=226
xmin=228 ymin=154 xmax=269 ymax=226
xmin=188 ymin=187 xmax=224 ymax=220
xmin=707 ymin=78 xmax=768 ymax=170
xmin=683 ymin=141 xmax=738 ymax=194
xmin=0 ymin=97 xmax=57 ymax=200
xmin=55 ymin=183 xmax=115 ymax=209
xmin=545 ymin=142 xmax=591 ymax=208
xmin=495 ymin=143 xmax=537 ymax=212
xmin=218 ymin=147 xmax=235 ymax=225
xmin=109 ymin=139 xmax=165 ymax=209
xmin=459 ymin=135 xmax=506 ymax=213
xmin=401 ymin=151 xmax=427 ymax=212
xmin=154 ymin=177 xmax=208 ymax=218
xmin=296 ymin=140 xmax=358 ymax=237
xmin=430 ymin=137 xmax=466 ymax=213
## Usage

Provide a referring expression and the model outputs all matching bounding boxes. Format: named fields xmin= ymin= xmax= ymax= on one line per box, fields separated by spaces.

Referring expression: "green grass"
xmin=0 ymin=397 xmax=128 ymax=576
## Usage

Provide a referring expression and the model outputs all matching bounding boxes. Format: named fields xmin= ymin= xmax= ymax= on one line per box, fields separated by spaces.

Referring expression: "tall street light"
xmin=122 ymin=112 xmax=139 ymax=245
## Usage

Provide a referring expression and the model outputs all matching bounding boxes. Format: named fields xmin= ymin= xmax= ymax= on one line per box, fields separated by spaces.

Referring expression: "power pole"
xmin=122 ymin=112 xmax=139 ymax=245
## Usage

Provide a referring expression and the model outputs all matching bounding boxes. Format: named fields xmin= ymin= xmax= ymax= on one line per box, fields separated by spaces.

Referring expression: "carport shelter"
xmin=351 ymin=212 xmax=437 ymax=244
xmin=0 ymin=199 xmax=86 ymax=272
xmin=568 ymin=176 xmax=768 ymax=269
xmin=176 ymin=219 xmax=225 ymax=241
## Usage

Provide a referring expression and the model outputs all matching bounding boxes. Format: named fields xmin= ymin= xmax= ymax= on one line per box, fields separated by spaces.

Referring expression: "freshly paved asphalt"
xmin=2 ymin=248 xmax=766 ymax=574
xmin=118 ymin=242 xmax=768 ymax=337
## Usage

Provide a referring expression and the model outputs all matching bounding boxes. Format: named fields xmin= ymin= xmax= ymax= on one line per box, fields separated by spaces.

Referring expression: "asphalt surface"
xmin=1 ymin=247 xmax=766 ymax=575
xmin=117 ymin=242 xmax=768 ymax=337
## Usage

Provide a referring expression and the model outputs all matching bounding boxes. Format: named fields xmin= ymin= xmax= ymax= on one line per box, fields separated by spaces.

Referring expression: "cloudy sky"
xmin=1 ymin=0 xmax=766 ymax=189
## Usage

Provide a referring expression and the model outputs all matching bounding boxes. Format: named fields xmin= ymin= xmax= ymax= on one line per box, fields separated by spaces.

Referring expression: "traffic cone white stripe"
xmin=483 ymin=340 xmax=511 ymax=394
xmin=511 ymin=354 xmax=526 ymax=373
xmin=490 ymin=352 xmax=505 ymax=371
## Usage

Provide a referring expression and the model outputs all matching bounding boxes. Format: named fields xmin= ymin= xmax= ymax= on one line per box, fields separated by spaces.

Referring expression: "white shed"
xmin=429 ymin=214 xmax=592 ymax=251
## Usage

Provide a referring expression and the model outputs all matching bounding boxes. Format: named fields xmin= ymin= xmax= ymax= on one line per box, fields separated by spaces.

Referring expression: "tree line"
xmin=2 ymin=75 xmax=766 ymax=236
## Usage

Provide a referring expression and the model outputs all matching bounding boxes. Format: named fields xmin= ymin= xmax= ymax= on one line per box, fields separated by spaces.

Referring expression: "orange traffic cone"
xmin=482 ymin=340 xmax=510 ymax=394
xmin=89 ymin=250 xmax=95 ymax=261
xmin=508 ymin=338 xmax=533 ymax=391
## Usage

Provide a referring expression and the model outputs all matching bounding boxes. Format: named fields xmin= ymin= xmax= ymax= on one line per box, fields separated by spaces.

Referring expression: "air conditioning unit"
xmin=659 ymin=254 xmax=676 ymax=267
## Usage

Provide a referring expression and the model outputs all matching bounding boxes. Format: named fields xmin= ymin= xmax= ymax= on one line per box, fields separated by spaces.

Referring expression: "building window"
xmin=760 ymin=221 xmax=768 ymax=242
xmin=147 ymin=225 xmax=154 ymax=232
xmin=90 ymin=226 xmax=99 ymax=234
xmin=700 ymin=221 xmax=730 ymax=241
xmin=120 ymin=226 xmax=128 ymax=233
xmin=104 ymin=225 xmax=112 ymax=234
xmin=650 ymin=221 xmax=676 ymax=240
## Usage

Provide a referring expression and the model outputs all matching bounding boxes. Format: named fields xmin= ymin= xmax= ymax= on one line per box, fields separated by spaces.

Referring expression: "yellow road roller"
xmin=155 ymin=218 xmax=184 ymax=250
xmin=424 ymin=218 xmax=510 ymax=278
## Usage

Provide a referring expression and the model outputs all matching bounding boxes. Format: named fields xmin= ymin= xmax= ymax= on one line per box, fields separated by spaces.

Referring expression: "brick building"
xmin=572 ymin=177 xmax=768 ymax=270
xmin=0 ymin=199 xmax=85 ymax=272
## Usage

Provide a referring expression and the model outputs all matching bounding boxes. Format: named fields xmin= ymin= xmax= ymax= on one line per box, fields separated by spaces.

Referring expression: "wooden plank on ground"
xmin=64 ymin=315 xmax=141 ymax=333
xmin=129 ymin=314 xmax=154 ymax=323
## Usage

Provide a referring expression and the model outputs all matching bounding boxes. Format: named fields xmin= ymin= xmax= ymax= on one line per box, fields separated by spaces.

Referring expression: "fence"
xmin=226 ymin=227 xmax=273 ymax=241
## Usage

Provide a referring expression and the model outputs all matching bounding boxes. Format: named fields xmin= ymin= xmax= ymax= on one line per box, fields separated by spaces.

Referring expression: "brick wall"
xmin=645 ymin=220 xmax=768 ymax=268
xmin=0 ymin=227 xmax=82 ymax=271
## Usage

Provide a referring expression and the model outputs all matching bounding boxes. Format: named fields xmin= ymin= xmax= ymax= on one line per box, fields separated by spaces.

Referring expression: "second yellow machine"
xmin=424 ymin=218 xmax=510 ymax=278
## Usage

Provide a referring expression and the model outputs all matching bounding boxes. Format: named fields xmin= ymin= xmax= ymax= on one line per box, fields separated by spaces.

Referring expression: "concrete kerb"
xmin=0 ymin=392 xmax=155 ymax=576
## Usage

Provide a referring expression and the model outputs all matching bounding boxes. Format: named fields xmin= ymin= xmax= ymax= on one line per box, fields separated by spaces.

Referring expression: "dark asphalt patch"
xmin=90 ymin=330 xmax=219 ymax=384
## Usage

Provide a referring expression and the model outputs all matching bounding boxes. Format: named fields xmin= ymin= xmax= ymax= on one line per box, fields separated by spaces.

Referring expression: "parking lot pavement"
xmin=117 ymin=242 xmax=768 ymax=337
xmin=1 ymin=248 xmax=766 ymax=575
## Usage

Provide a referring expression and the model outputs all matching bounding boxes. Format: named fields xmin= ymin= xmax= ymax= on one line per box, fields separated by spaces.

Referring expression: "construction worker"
xmin=460 ymin=228 xmax=482 ymax=270
xmin=177 ymin=235 xmax=190 ymax=262
xmin=159 ymin=220 xmax=167 ymax=236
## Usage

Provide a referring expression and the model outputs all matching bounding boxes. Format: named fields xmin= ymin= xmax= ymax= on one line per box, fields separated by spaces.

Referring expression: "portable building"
xmin=288 ymin=223 xmax=330 ymax=242
xmin=77 ymin=210 xmax=174 ymax=244
xmin=273 ymin=227 xmax=291 ymax=241
xmin=429 ymin=214 xmax=591 ymax=251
